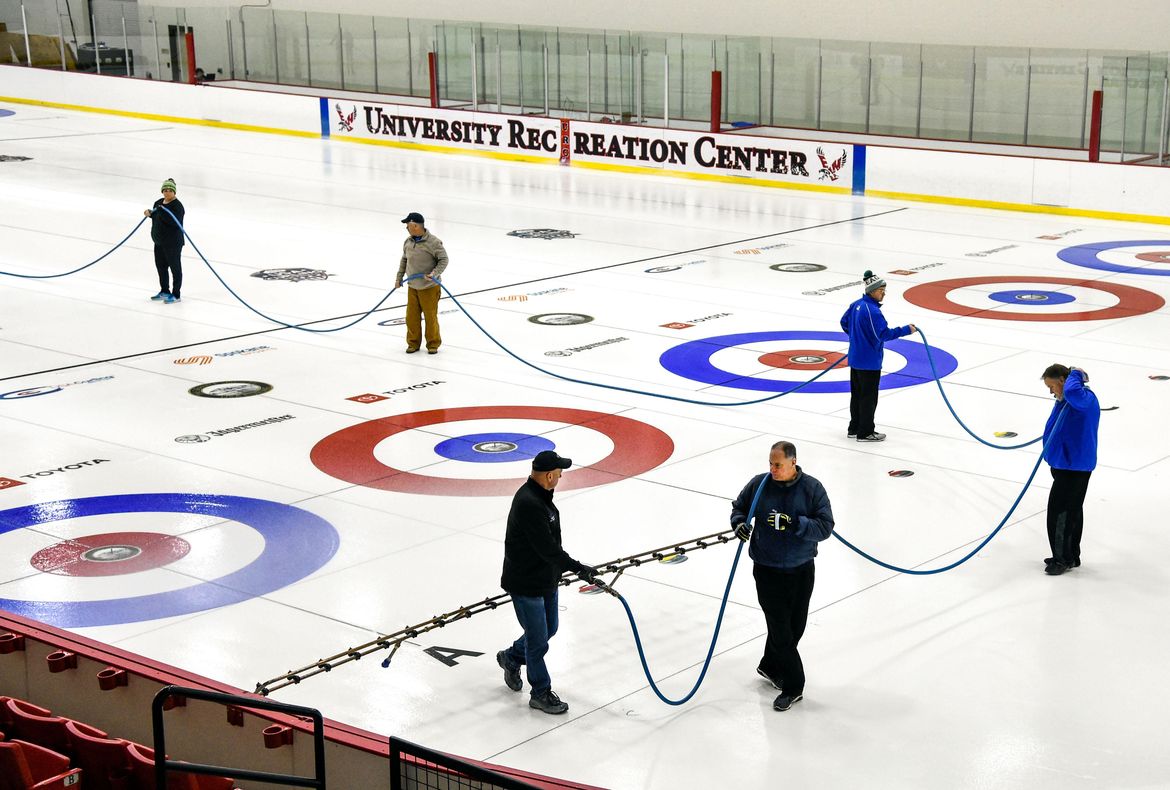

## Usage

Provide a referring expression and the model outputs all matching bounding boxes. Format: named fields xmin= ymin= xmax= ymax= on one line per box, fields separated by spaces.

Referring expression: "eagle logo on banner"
xmin=335 ymin=103 xmax=357 ymax=132
xmin=816 ymin=147 xmax=848 ymax=181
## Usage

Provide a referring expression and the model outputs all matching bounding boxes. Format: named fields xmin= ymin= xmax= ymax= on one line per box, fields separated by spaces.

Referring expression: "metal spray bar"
xmin=254 ymin=528 xmax=736 ymax=695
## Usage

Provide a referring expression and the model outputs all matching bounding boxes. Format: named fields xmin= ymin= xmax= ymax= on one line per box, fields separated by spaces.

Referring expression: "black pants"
xmin=848 ymin=368 xmax=881 ymax=437
xmin=154 ymin=245 xmax=183 ymax=298
xmin=753 ymin=561 xmax=815 ymax=696
xmin=1047 ymin=468 xmax=1092 ymax=566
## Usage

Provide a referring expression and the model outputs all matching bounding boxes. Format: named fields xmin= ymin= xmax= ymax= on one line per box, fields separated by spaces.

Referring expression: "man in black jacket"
xmin=497 ymin=450 xmax=596 ymax=715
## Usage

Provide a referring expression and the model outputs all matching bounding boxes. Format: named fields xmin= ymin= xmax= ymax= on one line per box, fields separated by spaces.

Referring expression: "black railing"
xmin=390 ymin=736 xmax=543 ymax=790
xmin=152 ymin=685 xmax=327 ymax=789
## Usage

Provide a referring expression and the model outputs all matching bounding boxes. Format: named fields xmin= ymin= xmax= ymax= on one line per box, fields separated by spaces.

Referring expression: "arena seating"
xmin=0 ymin=697 xmax=236 ymax=790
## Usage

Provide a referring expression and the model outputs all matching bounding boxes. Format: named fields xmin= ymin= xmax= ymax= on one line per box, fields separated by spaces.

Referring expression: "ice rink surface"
xmin=2 ymin=103 xmax=1169 ymax=789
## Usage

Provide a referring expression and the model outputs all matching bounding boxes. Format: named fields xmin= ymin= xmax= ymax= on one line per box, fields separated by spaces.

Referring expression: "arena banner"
xmin=567 ymin=122 xmax=856 ymax=191
xmin=322 ymin=97 xmax=562 ymax=161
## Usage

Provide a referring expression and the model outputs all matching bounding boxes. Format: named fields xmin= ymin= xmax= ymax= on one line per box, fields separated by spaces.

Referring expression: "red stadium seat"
xmin=125 ymin=743 xmax=234 ymax=790
xmin=0 ymin=738 xmax=83 ymax=790
xmin=65 ymin=719 xmax=132 ymax=789
xmin=1 ymin=701 xmax=70 ymax=757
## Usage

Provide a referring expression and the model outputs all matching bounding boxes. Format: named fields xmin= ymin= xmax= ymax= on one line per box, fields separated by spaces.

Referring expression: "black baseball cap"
xmin=401 ymin=212 xmax=425 ymax=224
xmin=532 ymin=450 xmax=572 ymax=472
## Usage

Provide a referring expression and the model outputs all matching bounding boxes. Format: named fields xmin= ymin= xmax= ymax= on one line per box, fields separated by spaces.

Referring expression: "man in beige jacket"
xmin=395 ymin=212 xmax=450 ymax=354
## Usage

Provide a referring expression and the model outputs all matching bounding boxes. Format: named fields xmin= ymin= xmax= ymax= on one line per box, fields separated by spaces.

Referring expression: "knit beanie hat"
xmin=161 ymin=178 xmax=177 ymax=193
xmin=863 ymin=270 xmax=886 ymax=294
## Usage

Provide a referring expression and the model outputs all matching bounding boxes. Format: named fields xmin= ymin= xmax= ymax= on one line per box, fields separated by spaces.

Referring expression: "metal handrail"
xmin=151 ymin=685 xmax=327 ymax=789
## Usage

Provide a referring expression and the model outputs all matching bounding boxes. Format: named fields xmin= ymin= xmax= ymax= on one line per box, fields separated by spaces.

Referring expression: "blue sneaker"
xmin=150 ymin=291 xmax=167 ymax=301
xmin=163 ymin=294 xmax=179 ymax=304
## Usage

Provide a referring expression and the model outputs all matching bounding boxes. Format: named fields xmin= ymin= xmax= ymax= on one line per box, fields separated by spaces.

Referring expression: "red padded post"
xmin=710 ymin=71 xmax=722 ymax=133
xmin=428 ymin=51 xmax=439 ymax=108
xmin=1088 ymin=89 xmax=1103 ymax=162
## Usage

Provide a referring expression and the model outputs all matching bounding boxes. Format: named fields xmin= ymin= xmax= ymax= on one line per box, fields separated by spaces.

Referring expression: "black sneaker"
xmin=773 ymin=693 xmax=803 ymax=712
xmin=1045 ymin=561 xmax=1068 ymax=576
xmin=529 ymin=689 xmax=569 ymax=715
xmin=857 ymin=432 xmax=886 ymax=442
xmin=496 ymin=651 xmax=522 ymax=692
xmin=756 ymin=667 xmax=782 ymax=691
xmin=847 ymin=431 xmax=856 ymax=438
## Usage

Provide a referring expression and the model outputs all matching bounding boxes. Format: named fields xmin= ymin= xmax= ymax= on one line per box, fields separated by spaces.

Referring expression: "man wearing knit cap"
xmin=395 ymin=212 xmax=449 ymax=354
xmin=143 ymin=178 xmax=185 ymax=304
xmin=839 ymin=270 xmax=917 ymax=442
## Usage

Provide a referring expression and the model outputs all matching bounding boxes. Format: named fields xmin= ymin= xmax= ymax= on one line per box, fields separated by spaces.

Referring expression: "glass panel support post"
xmin=91 ymin=14 xmax=101 ymax=74
xmin=1080 ymin=54 xmax=1089 ymax=148
xmin=154 ymin=17 xmax=162 ymax=79
xmin=371 ymin=17 xmax=378 ymax=92
xmin=122 ymin=13 xmax=130 ymax=76
xmin=815 ymin=47 xmax=823 ymax=129
xmin=226 ymin=19 xmax=235 ymax=80
xmin=20 ymin=2 xmax=31 ymax=67
xmin=586 ymin=48 xmax=591 ymax=120
xmin=338 ymin=14 xmax=345 ymax=90
xmin=769 ymin=50 xmax=775 ymax=126
xmin=915 ymin=44 xmax=923 ymax=137
xmin=543 ymin=43 xmax=550 ymax=116
xmin=304 ymin=13 xmax=312 ymax=86
xmin=272 ymin=10 xmax=279 ymax=83
xmin=1160 ymin=74 xmax=1169 ymax=164
xmin=471 ymin=35 xmax=478 ymax=110
xmin=239 ymin=12 xmax=247 ymax=79
xmin=1023 ymin=59 xmax=1033 ymax=145
xmin=864 ymin=45 xmax=872 ymax=132
xmin=968 ymin=57 xmax=977 ymax=141
xmin=1121 ymin=58 xmax=1130 ymax=161
xmin=56 ymin=8 xmax=67 ymax=70
xmin=663 ymin=52 xmax=669 ymax=127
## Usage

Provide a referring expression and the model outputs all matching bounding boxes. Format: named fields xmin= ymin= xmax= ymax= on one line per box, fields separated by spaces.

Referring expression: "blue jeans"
xmin=504 ymin=591 xmax=559 ymax=697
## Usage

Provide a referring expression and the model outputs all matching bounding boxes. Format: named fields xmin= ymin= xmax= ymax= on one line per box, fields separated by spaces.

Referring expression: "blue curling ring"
xmin=0 ymin=493 xmax=339 ymax=627
xmin=433 ymin=432 xmax=555 ymax=463
xmin=1057 ymin=240 xmax=1170 ymax=276
xmin=659 ymin=330 xmax=957 ymax=393
xmin=989 ymin=289 xmax=1075 ymax=306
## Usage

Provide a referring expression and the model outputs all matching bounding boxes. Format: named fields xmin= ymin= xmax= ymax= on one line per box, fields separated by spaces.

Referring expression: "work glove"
xmin=767 ymin=511 xmax=791 ymax=531
xmin=734 ymin=522 xmax=752 ymax=542
xmin=576 ymin=564 xmax=599 ymax=584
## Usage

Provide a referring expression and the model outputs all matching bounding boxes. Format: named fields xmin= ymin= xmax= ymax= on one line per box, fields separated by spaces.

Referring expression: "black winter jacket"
xmin=730 ymin=467 xmax=835 ymax=569
xmin=501 ymin=477 xmax=588 ymax=596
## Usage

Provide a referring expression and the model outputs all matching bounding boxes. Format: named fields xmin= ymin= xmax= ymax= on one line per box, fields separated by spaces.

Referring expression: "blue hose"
xmin=830 ymin=404 xmax=1063 ymax=574
xmin=918 ymin=328 xmax=1042 ymax=450
xmin=0 ymin=216 xmax=148 ymax=279
xmin=605 ymin=473 xmax=767 ymax=706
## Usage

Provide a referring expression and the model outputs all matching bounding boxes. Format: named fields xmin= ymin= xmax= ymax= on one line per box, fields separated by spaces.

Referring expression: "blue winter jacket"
xmin=839 ymin=293 xmax=913 ymax=370
xmin=730 ymin=468 xmax=835 ymax=569
xmin=1043 ymin=369 xmax=1100 ymax=472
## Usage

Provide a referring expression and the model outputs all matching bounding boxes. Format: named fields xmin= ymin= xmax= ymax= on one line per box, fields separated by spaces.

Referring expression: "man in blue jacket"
xmin=840 ymin=271 xmax=917 ymax=442
xmin=1040 ymin=364 xmax=1100 ymax=576
xmin=731 ymin=441 xmax=835 ymax=711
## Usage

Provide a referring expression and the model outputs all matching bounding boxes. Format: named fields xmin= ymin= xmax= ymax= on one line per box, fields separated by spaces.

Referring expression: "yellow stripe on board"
xmin=5 ymin=92 xmax=1168 ymax=224
xmin=866 ymin=188 xmax=1170 ymax=226
xmin=0 ymin=95 xmax=319 ymax=139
